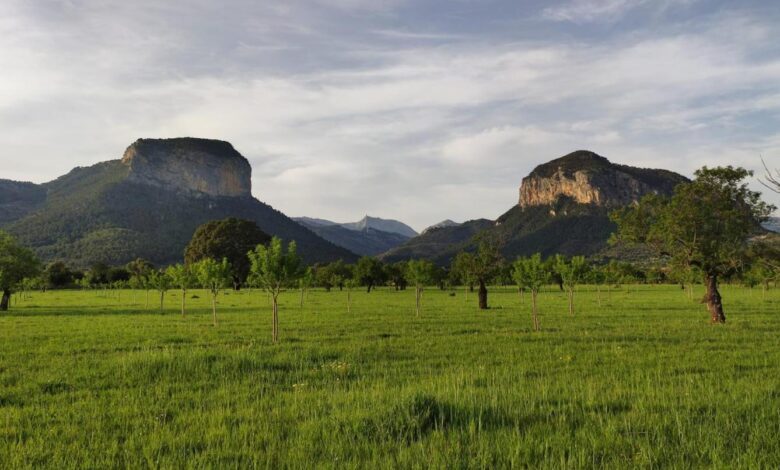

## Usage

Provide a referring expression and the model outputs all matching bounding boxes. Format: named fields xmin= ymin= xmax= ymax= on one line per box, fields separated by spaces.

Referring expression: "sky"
xmin=1 ymin=0 xmax=779 ymax=231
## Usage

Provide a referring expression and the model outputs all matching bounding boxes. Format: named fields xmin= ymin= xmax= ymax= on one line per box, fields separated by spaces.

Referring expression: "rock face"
xmin=121 ymin=137 xmax=252 ymax=198
xmin=519 ymin=150 xmax=687 ymax=208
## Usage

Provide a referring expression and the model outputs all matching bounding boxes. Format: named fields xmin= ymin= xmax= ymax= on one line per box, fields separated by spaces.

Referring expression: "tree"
xmin=44 ymin=261 xmax=74 ymax=289
xmin=554 ymin=255 xmax=588 ymax=316
xmin=298 ymin=267 xmax=314 ymax=308
xmin=451 ymin=252 xmax=477 ymax=294
xmin=354 ymin=256 xmax=386 ymax=293
xmin=166 ymin=264 xmax=197 ymax=316
xmin=185 ymin=218 xmax=271 ymax=289
xmin=611 ymin=166 xmax=774 ymax=323
xmin=456 ymin=240 xmax=503 ymax=310
xmin=86 ymin=262 xmax=110 ymax=288
xmin=0 ymin=231 xmax=40 ymax=311
xmin=385 ymin=261 xmax=408 ymax=291
xmin=147 ymin=270 xmax=172 ymax=313
xmin=760 ymin=157 xmax=780 ymax=194
xmin=248 ymin=237 xmax=304 ymax=344
xmin=512 ymin=254 xmax=550 ymax=332
xmin=405 ymin=259 xmax=435 ymax=316
xmin=195 ymin=258 xmax=232 ymax=326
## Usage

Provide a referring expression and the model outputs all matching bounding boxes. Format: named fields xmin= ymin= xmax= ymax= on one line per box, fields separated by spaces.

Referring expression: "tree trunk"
xmin=478 ymin=280 xmax=488 ymax=310
xmin=347 ymin=290 xmax=352 ymax=314
xmin=415 ymin=286 xmax=421 ymax=317
xmin=596 ymin=284 xmax=601 ymax=307
xmin=211 ymin=294 xmax=218 ymax=326
xmin=366 ymin=283 xmax=373 ymax=294
xmin=272 ymin=296 xmax=279 ymax=344
xmin=300 ymin=288 xmax=305 ymax=309
xmin=181 ymin=289 xmax=186 ymax=317
xmin=0 ymin=289 xmax=10 ymax=311
xmin=703 ymin=274 xmax=726 ymax=324
xmin=568 ymin=288 xmax=574 ymax=316
xmin=159 ymin=292 xmax=165 ymax=313
xmin=531 ymin=290 xmax=540 ymax=332
xmin=145 ymin=290 xmax=150 ymax=309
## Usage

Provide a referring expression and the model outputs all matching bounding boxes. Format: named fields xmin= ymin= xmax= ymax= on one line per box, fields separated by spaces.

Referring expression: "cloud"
xmin=0 ymin=1 xmax=778 ymax=230
xmin=542 ymin=0 xmax=697 ymax=24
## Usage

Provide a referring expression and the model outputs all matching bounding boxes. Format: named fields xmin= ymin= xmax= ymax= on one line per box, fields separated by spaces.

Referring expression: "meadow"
xmin=1 ymin=284 xmax=779 ymax=469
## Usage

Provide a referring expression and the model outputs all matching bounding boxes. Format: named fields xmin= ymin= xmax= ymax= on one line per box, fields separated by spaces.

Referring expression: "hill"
xmin=382 ymin=150 xmax=689 ymax=264
xmin=294 ymin=215 xmax=416 ymax=256
xmin=0 ymin=138 xmax=357 ymax=267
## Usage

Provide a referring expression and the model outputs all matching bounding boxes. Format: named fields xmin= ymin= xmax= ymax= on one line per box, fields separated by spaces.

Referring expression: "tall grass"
xmin=1 ymin=284 xmax=778 ymax=468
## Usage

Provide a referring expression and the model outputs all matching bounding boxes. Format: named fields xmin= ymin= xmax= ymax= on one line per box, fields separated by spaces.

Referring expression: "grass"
xmin=1 ymin=284 xmax=779 ymax=468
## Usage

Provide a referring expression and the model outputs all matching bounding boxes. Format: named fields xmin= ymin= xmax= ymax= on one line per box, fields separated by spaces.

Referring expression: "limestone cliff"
xmin=519 ymin=150 xmax=687 ymax=208
xmin=121 ymin=137 xmax=252 ymax=198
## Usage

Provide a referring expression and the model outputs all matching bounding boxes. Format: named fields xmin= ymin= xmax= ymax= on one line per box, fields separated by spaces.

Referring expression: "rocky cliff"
xmin=121 ymin=138 xmax=252 ymax=198
xmin=519 ymin=150 xmax=687 ymax=208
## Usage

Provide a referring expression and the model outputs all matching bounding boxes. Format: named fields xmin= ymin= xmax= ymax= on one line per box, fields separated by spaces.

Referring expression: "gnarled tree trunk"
xmin=1 ymin=289 xmax=10 ymax=311
xmin=478 ymin=280 xmax=488 ymax=310
xmin=703 ymin=274 xmax=725 ymax=323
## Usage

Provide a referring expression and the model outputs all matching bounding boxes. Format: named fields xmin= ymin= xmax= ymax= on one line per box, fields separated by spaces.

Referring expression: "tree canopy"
xmin=185 ymin=218 xmax=271 ymax=288
xmin=611 ymin=166 xmax=774 ymax=323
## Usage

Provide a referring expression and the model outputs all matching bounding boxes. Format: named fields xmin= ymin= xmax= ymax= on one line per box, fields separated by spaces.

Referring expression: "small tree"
xmin=247 ymin=237 xmax=304 ymax=344
xmin=195 ymin=258 xmax=232 ymax=326
xmin=554 ymin=255 xmax=588 ymax=316
xmin=405 ymin=259 xmax=435 ymax=316
xmin=611 ymin=166 xmax=774 ymax=323
xmin=147 ymin=270 xmax=172 ymax=313
xmin=298 ymin=267 xmax=314 ymax=309
xmin=0 ymin=231 xmax=40 ymax=311
xmin=512 ymin=254 xmax=550 ymax=332
xmin=166 ymin=264 xmax=197 ymax=316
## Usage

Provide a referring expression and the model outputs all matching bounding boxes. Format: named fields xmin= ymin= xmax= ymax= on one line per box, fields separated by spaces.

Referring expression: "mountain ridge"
xmin=0 ymin=138 xmax=357 ymax=267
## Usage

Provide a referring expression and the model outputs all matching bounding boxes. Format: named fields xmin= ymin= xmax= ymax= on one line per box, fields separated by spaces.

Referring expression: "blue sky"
xmin=1 ymin=0 xmax=779 ymax=230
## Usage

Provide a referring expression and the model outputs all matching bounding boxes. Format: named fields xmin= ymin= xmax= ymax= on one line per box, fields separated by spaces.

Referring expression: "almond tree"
xmin=166 ymin=263 xmax=197 ymax=317
xmin=512 ymin=253 xmax=550 ymax=332
xmin=298 ymin=267 xmax=314 ymax=309
xmin=248 ymin=237 xmax=304 ymax=344
xmin=148 ymin=269 xmax=172 ymax=313
xmin=405 ymin=259 xmax=435 ymax=316
xmin=611 ymin=166 xmax=774 ymax=323
xmin=554 ymin=255 xmax=588 ymax=316
xmin=195 ymin=258 xmax=232 ymax=326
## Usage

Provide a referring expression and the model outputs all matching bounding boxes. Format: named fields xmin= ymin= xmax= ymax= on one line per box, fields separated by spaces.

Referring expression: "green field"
xmin=1 ymin=285 xmax=779 ymax=468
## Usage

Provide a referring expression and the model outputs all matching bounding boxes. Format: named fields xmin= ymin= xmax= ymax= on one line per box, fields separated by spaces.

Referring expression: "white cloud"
xmin=0 ymin=1 xmax=778 ymax=229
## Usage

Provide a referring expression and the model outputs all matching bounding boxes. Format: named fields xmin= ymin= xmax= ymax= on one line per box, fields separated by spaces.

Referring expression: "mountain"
xmin=0 ymin=138 xmax=357 ymax=267
xmin=340 ymin=216 xmax=418 ymax=238
xmin=381 ymin=219 xmax=493 ymax=264
xmin=763 ymin=217 xmax=780 ymax=233
xmin=382 ymin=150 xmax=689 ymax=265
xmin=422 ymin=219 xmax=461 ymax=234
xmin=294 ymin=215 xmax=416 ymax=256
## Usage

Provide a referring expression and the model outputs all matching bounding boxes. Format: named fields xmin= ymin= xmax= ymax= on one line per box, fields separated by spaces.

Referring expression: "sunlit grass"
xmin=1 ymin=284 xmax=779 ymax=468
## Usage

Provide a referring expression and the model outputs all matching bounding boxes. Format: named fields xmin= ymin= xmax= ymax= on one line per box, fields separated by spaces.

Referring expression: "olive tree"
xmin=195 ymin=258 xmax=232 ymax=326
xmin=611 ymin=166 xmax=774 ymax=323
xmin=512 ymin=253 xmax=550 ymax=332
xmin=456 ymin=240 xmax=503 ymax=310
xmin=247 ymin=237 xmax=304 ymax=344
xmin=0 ymin=231 xmax=40 ymax=311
